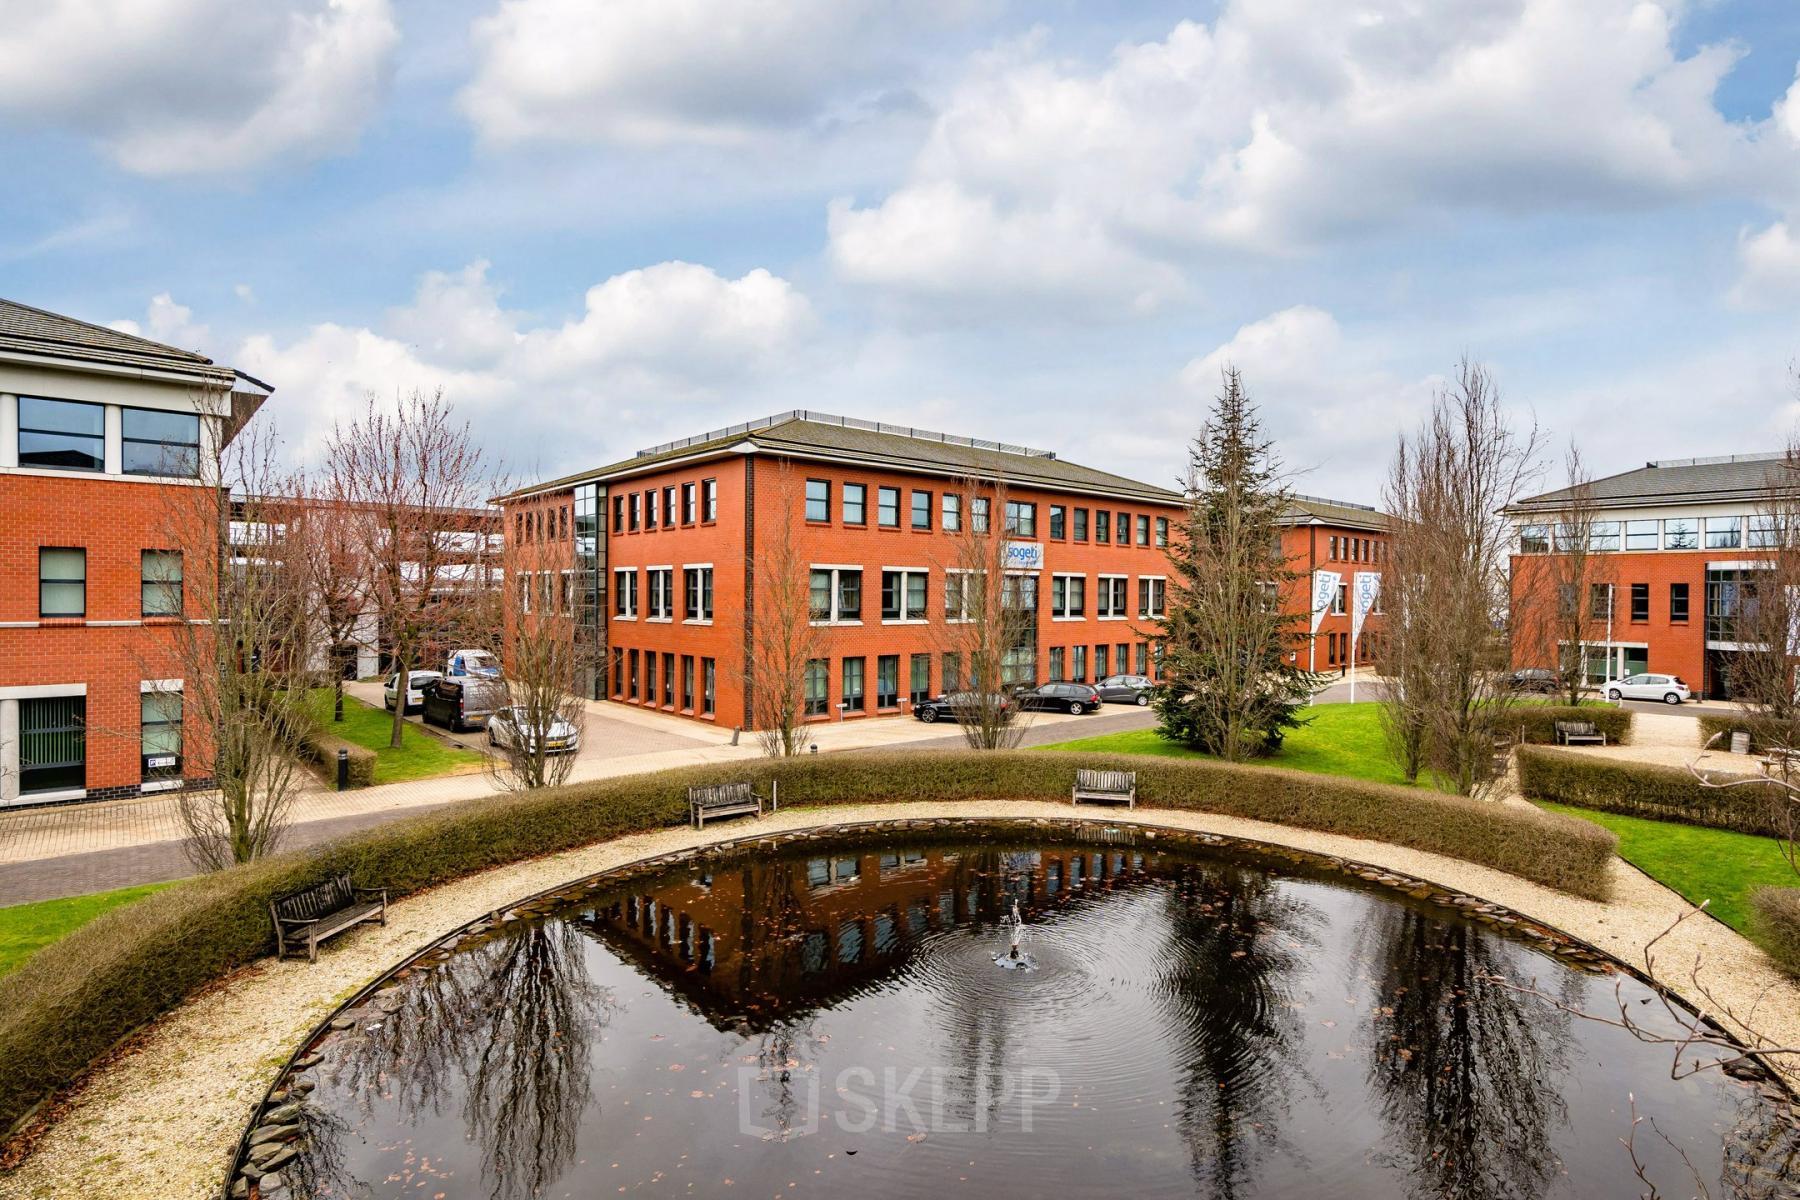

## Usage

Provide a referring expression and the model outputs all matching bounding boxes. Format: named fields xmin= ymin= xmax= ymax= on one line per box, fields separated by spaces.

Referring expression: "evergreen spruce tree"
xmin=1154 ymin=368 xmax=1318 ymax=759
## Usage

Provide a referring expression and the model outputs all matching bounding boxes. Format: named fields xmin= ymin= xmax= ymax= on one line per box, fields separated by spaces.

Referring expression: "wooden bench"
xmin=1072 ymin=768 xmax=1136 ymax=808
xmin=689 ymin=781 xmax=777 ymax=829
xmin=1553 ymin=720 xmax=1607 ymax=747
xmin=271 ymin=874 xmax=387 ymax=962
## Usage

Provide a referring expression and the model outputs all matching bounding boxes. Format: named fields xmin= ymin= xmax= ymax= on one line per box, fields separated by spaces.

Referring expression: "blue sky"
xmin=2 ymin=0 xmax=1798 ymax=500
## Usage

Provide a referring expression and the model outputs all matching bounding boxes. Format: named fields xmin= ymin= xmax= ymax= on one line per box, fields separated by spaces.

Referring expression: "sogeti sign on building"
xmin=1003 ymin=540 xmax=1045 ymax=570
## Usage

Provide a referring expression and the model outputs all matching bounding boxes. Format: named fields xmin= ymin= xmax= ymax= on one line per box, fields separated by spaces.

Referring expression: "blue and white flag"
xmin=1310 ymin=570 xmax=1341 ymax=633
xmin=1352 ymin=571 xmax=1381 ymax=642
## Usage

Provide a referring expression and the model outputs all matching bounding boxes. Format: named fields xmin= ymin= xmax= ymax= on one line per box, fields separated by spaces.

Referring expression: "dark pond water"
xmin=270 ymin=826 xmax=1800 ymax=1199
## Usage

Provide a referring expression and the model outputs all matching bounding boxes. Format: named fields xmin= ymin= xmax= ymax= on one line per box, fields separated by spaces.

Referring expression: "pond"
xmin=258 ymin=822 xmax=1800 ymax=1199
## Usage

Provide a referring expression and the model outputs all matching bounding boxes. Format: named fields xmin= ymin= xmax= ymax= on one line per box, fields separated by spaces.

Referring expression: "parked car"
xmin=912 ymin=692 xmax=1014 ymax=724
xmin=1095 ymin=674 xmax=1155 ymax=706
xmin=383 ymin=669 xmax=442 ymax=713
xmin=1504 ymin=668 xmax=1560 ymax=695
xmin=1015 ymin=682 xmax=1103 ymax=714
xmin=1603 ymin=673 xmax=1690 ymax=705
xmin=422 ymin=675 xmax=504 ymax=731
xmin=445 ymin=648 xmax=501 ymax=679
xmin=488 ymin=706 xmax=581 ymax=755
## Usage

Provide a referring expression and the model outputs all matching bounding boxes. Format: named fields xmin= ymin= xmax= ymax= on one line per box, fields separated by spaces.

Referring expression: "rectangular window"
xmin=629 ymin=493 xmax=641 ymax=531
xmin=1749 ymin=515 xmax=1783 ymax=549
xmin=1073 ymin=508 xmax=1089 ymax=542
xmin=682 ymin=482 xmax=697 ymax=524
xmin=1135 ymin=642 xmax=1149 ymax=675
xmin=663 ymin=653 xmax=676 ymax=707
xmin=1071 ymin=645 xmax=1087 ymax=683
xmin=877 ymin=655 xmax=899 ymax=708
xmin=19 ymin=696 xmax=84 ymax=795
xmin=647 ymin=568 xmax=674 ymax=619
xmin=1095 ymin=511 xmax=1111 ymax=544
xmin=942 ymin=652 xmax=962 ymax=692
xmin=1138 ymin=577 xmax=1166 ymax=617
xmin=1049 ymin=646 xmax=1065 ymax=681
xmin=39 ymin=547 xmax=85 ymax=617
xmin=612 ymin=495 xmax=624 ymax=533
xmin=1136 ymin=515 xmax=1150 ymax=546
xmin=702 ymin=658 xmax=716 ymax=714
xmin=1005 ymin=501 xmax=1036 ymax=536
xmin=644 ymin=489 xmax=658 ymax=529
xmin=1096 ymin=575 xmax=1127 ymax=618
xmin=942 ymin=493 xmax=962 ymax=532
xmin=702 ymin=478 xmax=718 ymax=521
xmin=805 ymin=659 xmax=830 ymax=716
xmin=684 ymin=567 xmax=714 ymax=620
xmin=141 ymin=550 xmax=183 ymax=616
xmin=1330 ymin=535 xmax=1340 ymax=560
xmin=1518 ymin=524 xmax=1549 ymax=554
xmin=1096 ymin=645 xmax=1110 ymax=678
xmin=810 ymin=567 xmax=862 ymax=622
xmin=843 ymin=482 xmax=867 ymax=525
xmin=1155 ymin=517 xmax=1168 ymax=547
xmin=1625 ymin=519 xmax=1658 ymax=551
xmin=1670 ymin=582 xmax=1690 ymax=623
xmin=1663 ymin=517 xmax=1698 ymax=550
xmin=881 ymin=569 xmax=928 ymax=621
xmin=1052 ymin=573 xmax=1086 ymax=618
xmin=18 ymin=397 xmax=104 ymax=472
xmin=1116 ymin=512 xmax=1130 ymax=546
xmin=628 ymin=650 xmax=640 ymax=700
xmin=971 ymin=496 xmax=990 ymax=533
xmin=663 ymin=486 xmax=677 ymax=527
xmin=909 ymin=653 xmax=931 ymax=704
xmin=1704 ymin=516 xmax=1741 ymax=549
xmin=121 ymin=407 xmax=202 ymax=477
xmin=1630 ymin=582 xmax=1649 ymax=623
xmin=613 ymin=568 xmax=638 ymax=617
xmin=142 ymin=690 xmax=182 ymax=782
xmin=1049 ymin=506 xmax=1066 ymax=539
xmin=1589 ymin=582 xmax=1614 ymax=620
xmin=911 ymin=490 xmax=931 ymax=530
xmin=611 ymin=649 xmax=624 ymax=696
xmin=806 ymin=479 xmax=831 ymax=522
xmin=1589 ymin=521 xmax=1620 ymax=552
xmin=877 ymin=486 xmax=900 ymax=527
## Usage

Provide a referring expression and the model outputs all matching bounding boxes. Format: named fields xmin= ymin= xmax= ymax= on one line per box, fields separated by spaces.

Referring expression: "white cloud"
xmin=227 ymin=260 xmax=814 ymax=464
xmin=462 ymin=0 xmax=974 ymax=146
xmin=1731 ymin=221 xmax=1800 ymax=307
xmin=109 ymin=293 xmax=212 ymax=353
xmin=829 ymin=1 xmax=1800 ymax=308
xmin=0 ymin=0 xmax=398 ymax=175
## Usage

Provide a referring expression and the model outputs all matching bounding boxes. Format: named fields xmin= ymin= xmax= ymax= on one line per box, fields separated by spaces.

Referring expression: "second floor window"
xmin=1630 ymin=582 xmax=1649 ymax=622
xmin=702 ymin=478 xmax=718 ymax=521
xmin=19 ymin=397 xmax=103 ymax=472
xmin=806 ymin=479 xmax=831 ymax=522
xmin=843 ymin=483 xmax=867 ymax=524
xmin=1049 ymin=506 xmax=1065 ymax=539
xmin=142 ymin=550 xmax=183 ymax=616
xmin=942 ymin=493 xmax=962 ymax=531
xmin=1097 ymin=576 xmax=1128 ymax=618
xmin=647 ymin=568 xmax=674 ymax=619
xmin=878 ymin=487 xmax=900 ymax=527
xmin=613 ymin=569 xmax=638 ymax=617
xmin=971 ymin=496 xmax=990 ymax=533
xmin=1005 ymin=501 xmax=1036 ymax=536
xmin=1590 ymin=582 xmax=1613 ymax=620
xmin=682 ymin=483 xmax=697 ymax=524
xmin=881 ymin=569 xmax=928 ymax=620
xmin=684 ymin=567 xmax=714 ymax=620
xmin=122 ymin=408 xmax=202 ymax=477
xmin=1136 ymin=515 xmax=1150 ymax=546
xmin=1052 ymin=574 xmax=1085 ymax=618
xmin=1155 ymin=517 xmax=1168 ymax=547
xmin=1073 ymin=508 xmax=1089 ymax=542
xmin=1095 ymin=511 xmax=1111 ymax=543
xmin=810 ymin=567 xmax=862 ymax=622
xmin=911 ymin=490 xmax=931 ymax=530
xmin=40 ymin=547 xmax=86 ymax=617
xmin=1138 ymin=576 xmax=1166 ymax=617
xmin=1705 ymin=517 xmax=1741 ymax=550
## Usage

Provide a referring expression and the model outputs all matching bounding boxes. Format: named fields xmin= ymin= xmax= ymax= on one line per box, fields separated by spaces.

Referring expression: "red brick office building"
xmin=1278 ymin=495 xmax=1390 ymax=674
xmin=502 ymin=413 xmax=1186 ymax=730
xmin=0 ymin=300 xmax=270 ymax=806
xmin=1507 ymin=453 xmax=1784 ymax=699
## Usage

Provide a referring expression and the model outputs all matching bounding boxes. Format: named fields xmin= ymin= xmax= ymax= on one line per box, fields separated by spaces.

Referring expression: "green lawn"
xmin=0 ymin=882 xmax=173 ymax=977
xmin=1040 ymin=702 xmax=1411 ymax=786
xmin=306 ymin=689 xmax=487 ymax=785
xmin=1538 ymin=802 xmax=1797 ymax=934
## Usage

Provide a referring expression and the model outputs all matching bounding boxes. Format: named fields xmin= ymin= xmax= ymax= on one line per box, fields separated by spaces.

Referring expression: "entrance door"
xmin=1705 ymin=649 xmax=1739 ymax=700
xmin=20 ymin=696 xmax=85 ymax=796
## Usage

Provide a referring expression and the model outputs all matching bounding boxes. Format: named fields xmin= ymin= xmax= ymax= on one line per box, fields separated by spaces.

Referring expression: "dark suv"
xmin=912 ymin=692 xmax=1013 ymax=724
xmin=1015 ymin=682 xmax=1102 ymax=714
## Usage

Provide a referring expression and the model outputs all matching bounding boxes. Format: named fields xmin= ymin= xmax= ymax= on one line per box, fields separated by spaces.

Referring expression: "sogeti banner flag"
xmin=1310 ymin=570 xmax=1341 ymax=633
xmin=1352 ymin=571 xmax=1381 ymax=641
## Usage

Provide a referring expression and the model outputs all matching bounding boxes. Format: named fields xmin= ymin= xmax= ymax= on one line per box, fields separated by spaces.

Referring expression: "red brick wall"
xmin=1 ymin=473 xmax=214 ymax=795
xmin=1279 ymin=524 xmax=1389 ymax=672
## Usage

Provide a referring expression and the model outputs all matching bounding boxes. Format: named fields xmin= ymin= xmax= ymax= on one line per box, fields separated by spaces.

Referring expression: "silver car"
xmin=1095 ymin=674 xmax=1154 ymax=706
xmin=1603 ymin=673 xmax=1690 ymax=705
xmin=489 ymin=706 xmax=582 ymax=755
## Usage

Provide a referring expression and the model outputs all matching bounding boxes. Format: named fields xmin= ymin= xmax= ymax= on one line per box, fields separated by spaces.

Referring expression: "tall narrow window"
xmin=1630 ymin=582 xmax=1649 ymax=622
xmin=911 ymin=490 xmax=931 ymax=530
xmin=805 ymin=659 xmax=830 ymax=716
xmin=122 ymin=408 xmax=202 ymax=477
xmin=1049 ymin=506 xmax=1066 ymax=539
xmin=1670 ymin=583 xmax=1690 ymax=623
xmin=806 ymin=479 xmax=831 ymax=522
xmin=1049 ymin=647 xmax=1065 ymax=681
xmin=1136 ymin=515 xmax=1150 ymax=546
xmin=877 ymin=487 xmax=900 ymax=527
xmin=971 ymin=497 xmax=990 ymax=533
xmin=142 ymin=690 xmax=182 ymax=782
xmin=663 ymin=653 xmax=675 ymax=706
xmin=645 ymin=489 xmax=658 ymax=529
xmin=1096 ymin=645 xmax=1110 ymax=678
xmin=702 ymin=658 xmax=716 ymax=714
xmin=1095 ymin=511 xmax=1110 ymax=544
xmin=1071 ymin=645 xmax=1087 ymax=683
xmin=141 ymin=550 xmax=183 ymax=616
xmin=663 ymin=486 xmax=678 ymax=527
xmin=682 ymin=482 xmax=697 ymax=524
xmin=942 ymin=652 xmax=963 ymax=692
xmin=684 ymin=567 xmax=714 ymax=620
xmin=1154 ymin=517 xmax=1168 ymax=547
xmin=942 ymin=493 xmax=962 ymax=532
xmin=702 ymin=478 xmax=718 ymax=521
xmin=40 ymin=547 xmax=85 ymax=617
xmin=19 ymin=397 xmax=104 ymax=471
xmin=1073 ymin=508 xmax=1089 ymax=542
xmin=876 ymin=655 xmax=899 ymax=708
xmin=843 ymin=483 xmax=867 ymax=524
xmin=909 ymin=653 xmax=931 ymax=704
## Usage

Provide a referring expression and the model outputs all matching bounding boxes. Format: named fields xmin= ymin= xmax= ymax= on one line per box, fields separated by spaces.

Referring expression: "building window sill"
xmin=684 ymin=618 xmax=714 ymax=626
xmin=646 ymin=616 xmax=674 ymax=624
xmin=880 ymin=617 xmax=928 ymax=626
xmin=1051 ymin=615 xmax=1086 ymax=622
xmin=810 ymin=619 xmax=864 ymax=628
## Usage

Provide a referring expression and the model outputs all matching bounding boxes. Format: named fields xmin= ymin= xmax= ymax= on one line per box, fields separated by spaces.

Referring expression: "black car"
xmin=1014 ymin=682 xmax=1102 ymax=715
xmin=912 ymin=692 xmax=1014 ymax=724
xmin=1095 ymin=674 xmax=1154 ymax=706
xmin=1505 ymin=668 xmax=1560 ymax=695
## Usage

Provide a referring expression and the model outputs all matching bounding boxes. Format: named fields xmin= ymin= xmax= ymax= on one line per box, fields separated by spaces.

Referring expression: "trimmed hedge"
xmin=1500 ymin=704 xmax=1633 ymax=746
xmin=298 ymin=729 xmax=376 ymax=789
xmin=1697 ymin=713 xmax=1797 ymax=755
xmin=1517 ymin=745 xmax=1784 ymax=836
xmin=0 ymin=751 xmax=1615 ymax=1138
xmin=1752 ymin=888 xmax=1800 ymax=978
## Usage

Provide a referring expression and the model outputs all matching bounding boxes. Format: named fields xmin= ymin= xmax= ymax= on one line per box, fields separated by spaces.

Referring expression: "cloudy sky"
xmin=3 ymin=0 xmax=1798 ymax=500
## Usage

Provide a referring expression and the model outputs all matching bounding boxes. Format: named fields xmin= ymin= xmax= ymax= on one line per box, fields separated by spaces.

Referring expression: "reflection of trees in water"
xmin=1355 ymin=907 xmax=1574 ymax=1200
xmin=1719 ymin=1087 xmax=1800 ymax=1199
xmin=1158 ymin=863 xmax=1322 ymax=1200
xmin=328 ymin=919 xmax=614 ymax=1200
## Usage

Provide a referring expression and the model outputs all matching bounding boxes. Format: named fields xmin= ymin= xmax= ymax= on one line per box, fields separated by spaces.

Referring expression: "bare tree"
xmin=1727 ymin=435 xmax=1800 ymax=741
xmin=933 ymin=475 xmax=1036 ymax=750
xmin=490 ymin=517 xmax=591 ymax=790
xmin=288 ymin=472 xmax=372 ymax=723
xmin=326 ymin=389 xmax=499 ymax=749
xmin=1381 ymin=358 xmax=1542 ymax=796
xmin=155 ymin=424 xmax=317 ymax=869
xmin=1155 ymin=369 xmax=1316 ymax=760
xmin=747 ymin=465 xmax=826 ymax=756
xmin=1513 ymin=444 xmax=1614 ymax=706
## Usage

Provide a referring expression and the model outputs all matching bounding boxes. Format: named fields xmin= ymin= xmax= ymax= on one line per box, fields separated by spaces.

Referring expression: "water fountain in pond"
xmin=994 ymin=897 xmax=1037 ymax=971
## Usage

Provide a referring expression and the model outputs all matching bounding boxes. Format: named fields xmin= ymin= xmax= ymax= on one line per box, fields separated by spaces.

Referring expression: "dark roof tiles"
xmin=0 ymin=297 xmax=234 ymax=383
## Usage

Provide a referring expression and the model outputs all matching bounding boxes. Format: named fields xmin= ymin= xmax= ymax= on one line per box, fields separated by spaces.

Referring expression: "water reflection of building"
xmin=579 ymin=844 xmax=1157 ymax=1025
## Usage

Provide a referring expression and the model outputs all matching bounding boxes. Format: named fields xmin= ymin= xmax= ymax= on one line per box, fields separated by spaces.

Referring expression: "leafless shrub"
xmin=1512 ymin=444 xmax=1615 ymax=706
xmin=933 ymin=475 xmax=1036 ymax=750
xmin=748 ymin=465 xmax=827 ymax=756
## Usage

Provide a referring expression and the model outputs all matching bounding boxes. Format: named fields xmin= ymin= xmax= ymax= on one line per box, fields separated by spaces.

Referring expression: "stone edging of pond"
xmin=224 ymin=812 xmax=1800 ymax=1200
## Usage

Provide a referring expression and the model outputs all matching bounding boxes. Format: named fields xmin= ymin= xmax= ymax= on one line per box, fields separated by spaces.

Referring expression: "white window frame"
xmin=1138 ymin=575 xmax=1167 ymax=618
xmin=880 ymin=566 xmax=930 ymax=624
xmin=809 ymin=564 xmax=864 ymax=625
xmin=683 ymin=563 xmax=714 ymax=624
xmin=613 ymin=567 xmax=639 ymax=619
xmin=1051 ymin=572 xmax=1086 ymax=621
xmin=645 ymin=566 xmax=675 ymax=621
xmin=1096 ymin=574 xmax=1129 ymax=620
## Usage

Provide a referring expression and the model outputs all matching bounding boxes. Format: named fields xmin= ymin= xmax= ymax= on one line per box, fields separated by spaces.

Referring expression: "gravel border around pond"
xmin=6 ymin=798 xmax=1798 ymax=1200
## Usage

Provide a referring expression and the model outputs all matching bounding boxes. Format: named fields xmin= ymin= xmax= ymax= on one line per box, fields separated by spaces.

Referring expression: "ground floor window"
xmin=141 ymin=690 xmax=182 ymax=782
xmin=942 ymin=652 xmax=963 ymax=692
xmin=628 ymin=650 xmax=640 ymax=700
xmin=1049 ymin=647 xmax=1065 ymax=681
xmin=805 ymin=659 xmax=830 ymax=716
xmin=1135 ymin=642 xmax=1149 ymax=676
xmin=910 ymin=654 xmax=931 ymax=704
xmin=843 ymin=657 xmax=866 ymax=712
xmin=1071 ymin=646 xmax=1086 ymax=682
xmin=702 ymin=658 xmax=716 ymax=715
xmin=681 ymin=655 xmax=695 ymax=710
xmin=1096 ymin=645 xmax=1110 ymax=679
xmin=663 ymin=653 xmax=675 ymax=707
xmin=877 ymin=655 xmax=899 ymax=708
xmin=21 ymin=695 xmax=84 ymax=795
